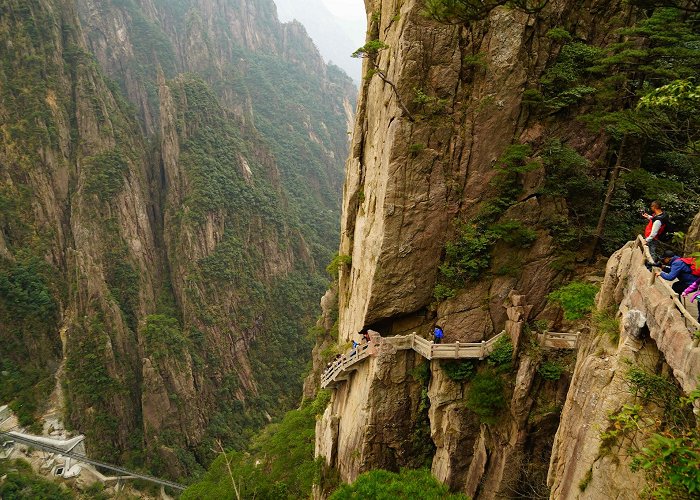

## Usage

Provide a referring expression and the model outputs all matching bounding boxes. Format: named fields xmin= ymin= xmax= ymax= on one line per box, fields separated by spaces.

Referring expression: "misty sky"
xmin=321 ymin=0 xmax=365 ymax=20
xmin=274 ymin=0 xmax=366 ymax=83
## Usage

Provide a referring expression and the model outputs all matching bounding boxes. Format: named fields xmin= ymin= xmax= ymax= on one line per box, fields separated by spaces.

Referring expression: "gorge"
xmin=1 ymin=0 xmax=699 ymax=499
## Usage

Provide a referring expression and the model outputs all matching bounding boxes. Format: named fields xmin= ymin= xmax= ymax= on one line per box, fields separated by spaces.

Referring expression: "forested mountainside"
xmin=0 ymin=0 xmax=354 ymax=480
xmin=186 ymin=0 xmax=700 ymax=498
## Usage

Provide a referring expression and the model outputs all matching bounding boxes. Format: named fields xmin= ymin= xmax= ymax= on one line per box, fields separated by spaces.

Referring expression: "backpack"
xmin=657 ymin=216 xmax=676 ymax=242
xmin=679 ymin=257 xmax=700 ymax=277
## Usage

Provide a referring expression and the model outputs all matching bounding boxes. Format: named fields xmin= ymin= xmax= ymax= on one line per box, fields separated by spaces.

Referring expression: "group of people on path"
xmin=324 ymin=330 xmax=373 ymax=374
xmin=642 ymin=201 xmax=700 ymax=322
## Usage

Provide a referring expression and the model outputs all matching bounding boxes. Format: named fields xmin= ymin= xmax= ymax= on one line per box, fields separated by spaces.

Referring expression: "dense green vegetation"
xmin=164 ymin=72 xmax=333 ymax=460
xmin=64 ymin=316 xmax=123 ymax=461
xmin=82 ymin=149 xmax=129 ymax=199
xmin=441 ymin=359 xmax=475 ymax=382
xmin=548 ymin=282 xmax=598 ymax=320
xmin=0 ymin=459 xmax=74 ymax=500
xmin=182 ymin=391 xmax=330 ymax=499
xmin=0 ymin=256 xmax=60 ymax=429
xmin=330 ymin=469 xmax=469 ymax=499
xmin=465 ymin=369 xmax=507 ymax=424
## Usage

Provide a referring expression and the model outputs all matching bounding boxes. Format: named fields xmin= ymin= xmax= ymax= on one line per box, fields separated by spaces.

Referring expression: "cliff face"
xmin=0 ymin=0 xmax=354 ymax=477
xmin=549 ymin=234 xmax=700 ymax=499
xmin=337 ymin=0 xmax=623 ymax=344
xmin=315 ymin=0 xmax=626 ymax=495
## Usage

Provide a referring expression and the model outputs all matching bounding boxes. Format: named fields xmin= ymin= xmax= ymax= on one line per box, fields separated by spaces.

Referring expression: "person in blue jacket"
xmin=655 ymin=250 xmax=697 ymax=296
xmin=433 ymin=325 xmax=444 ymax=344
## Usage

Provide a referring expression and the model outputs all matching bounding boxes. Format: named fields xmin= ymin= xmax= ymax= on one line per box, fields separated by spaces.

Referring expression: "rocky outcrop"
xmin=316 ymin=0 xmax=625 ymax=494
xmin=316 ymin=344 xmax=428 ymax=482
xmin=548 ymin=238 xmax=700 ymax=498
xmin=336 ymin=0 xmax=623 ymax=343
xmin=598 ymin=240 xmax=699 ymax=393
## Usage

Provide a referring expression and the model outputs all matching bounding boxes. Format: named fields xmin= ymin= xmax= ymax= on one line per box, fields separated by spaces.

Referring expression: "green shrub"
xmin=463 ymin=52 xmax=488 ymax=69
xmin=330 ymin=469 xmax=468 ymax=499
xmin=0 ymin=261 xmax=56 ymax=320
xmin=630 ymin=433 xmax=700 ymax=499
xmin=546 ymin=27 xmax=573 ymax=42
xmin=352 ymin=39 xmax=389 ymax=58
xmin=441 ymin=360 xmax=475 ymax=382
xmin=522 ymin=88 xmax=544 ymax=105
xmin=548 ymin=281 xmax=598 ymax=320
xmin=489 ymin=220 xmax=537 ymax=247
xmin=439 ymin=223 xmax=493 ymax=282
xmin=538 ymin=360 xmax=565 ymax=381
xmin=409 ymin=143 xmax=426 ymax=156
xmin=433 ymin=283 xmax=457 ymax=301
xmin=326 ymin=253 xmax=352 ymax=279
xmin=465 ymin=370 xmax=506 ymax=424
xmin=593 ymin=307 xmax=620 ymax=344
xmin=142 ymin=314 xmax=189 ymax=360
xmin=0 ymin=459 xmax=73 ymax=499
xmin=488 ymin=335 xmax=514 ymax=368
xmin=540 ymin=42 xmax=603 ymax=111
xmin=82 ymin=149 xmax=129 ymax=199
xmin=578 ymin=468 xmax=593 ymax=492
xmin=531 ymin=319 xmax=549 ymax=333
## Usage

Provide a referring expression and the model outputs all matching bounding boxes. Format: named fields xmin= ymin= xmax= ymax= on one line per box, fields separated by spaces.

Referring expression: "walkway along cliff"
xmin=307 ymin=0 xmax=700 ymax=498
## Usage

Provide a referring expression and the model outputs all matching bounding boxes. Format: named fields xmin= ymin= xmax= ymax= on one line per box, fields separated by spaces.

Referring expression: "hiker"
xmin=350 ymin=340 xmax=359 ymax=356
xmin=360 ymin=330 xmax=371 ymax=343
xmin=642 ymin=201 xmax=669 ymax=261
xmin=682 ymin=277 xmax=700 ymax=322
xmin=433 ymin=325 xmax=444 ymax=344
xmin=655 ymin=250 xmax=698 ymax=296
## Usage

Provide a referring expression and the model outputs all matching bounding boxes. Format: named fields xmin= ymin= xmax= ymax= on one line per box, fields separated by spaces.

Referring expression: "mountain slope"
xmin=0 ymin=0 xmax=356 ymax=479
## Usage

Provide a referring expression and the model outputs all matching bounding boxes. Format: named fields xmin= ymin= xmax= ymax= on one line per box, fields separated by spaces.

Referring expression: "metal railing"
xmin=0 ymin=431 xmax=186 ymax=491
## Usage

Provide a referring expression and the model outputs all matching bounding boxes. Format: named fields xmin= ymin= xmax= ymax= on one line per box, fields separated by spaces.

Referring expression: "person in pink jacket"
xmin=682 ymin=277 xmax=700 ymax=322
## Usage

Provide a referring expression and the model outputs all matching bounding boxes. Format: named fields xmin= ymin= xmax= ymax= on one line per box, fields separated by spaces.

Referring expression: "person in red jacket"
xmin=642 ymin=201 xmax=669 ymax=261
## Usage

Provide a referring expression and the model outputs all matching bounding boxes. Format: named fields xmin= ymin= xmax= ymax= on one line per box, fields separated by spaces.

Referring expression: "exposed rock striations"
xmin=315 ymin=0 xmax=629 ymax=495
xmin=0 ymin=0 xmax=355 ymax=477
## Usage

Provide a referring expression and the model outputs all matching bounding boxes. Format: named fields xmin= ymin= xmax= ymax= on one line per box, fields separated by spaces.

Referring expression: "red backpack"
xmin=679 ymin=257 xmax=700 ymax=277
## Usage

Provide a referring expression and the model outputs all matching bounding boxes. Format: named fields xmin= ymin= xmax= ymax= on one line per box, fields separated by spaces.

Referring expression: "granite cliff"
xmin=309 ymin=0 xmax=700 ymax=498
xmin=0 ymin=0 xmax=355 ymax=479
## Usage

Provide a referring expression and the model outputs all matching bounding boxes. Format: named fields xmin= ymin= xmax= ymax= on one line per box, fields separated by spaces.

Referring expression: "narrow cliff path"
xmin=322 ymin=329 xmax=578 ymax=388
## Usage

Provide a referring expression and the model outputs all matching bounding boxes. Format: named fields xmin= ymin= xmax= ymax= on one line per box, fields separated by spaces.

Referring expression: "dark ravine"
xmin=0 ymin=0 xmax=355 ymax=479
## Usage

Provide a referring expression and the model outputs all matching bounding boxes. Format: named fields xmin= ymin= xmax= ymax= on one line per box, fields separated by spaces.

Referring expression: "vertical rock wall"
xmin=316 ymin=0 xmax=637 ymax=495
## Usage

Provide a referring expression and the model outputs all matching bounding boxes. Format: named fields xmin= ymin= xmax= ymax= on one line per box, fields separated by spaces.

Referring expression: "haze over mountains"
xmin=274 ymin=0 xmax=366 ymax=82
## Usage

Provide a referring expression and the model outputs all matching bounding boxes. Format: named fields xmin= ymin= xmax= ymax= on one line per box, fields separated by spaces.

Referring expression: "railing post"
xmin=455 ymin=341 xmax=460 ymax=358
xmin=480 ymin=340 xmax=485 ymax=359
